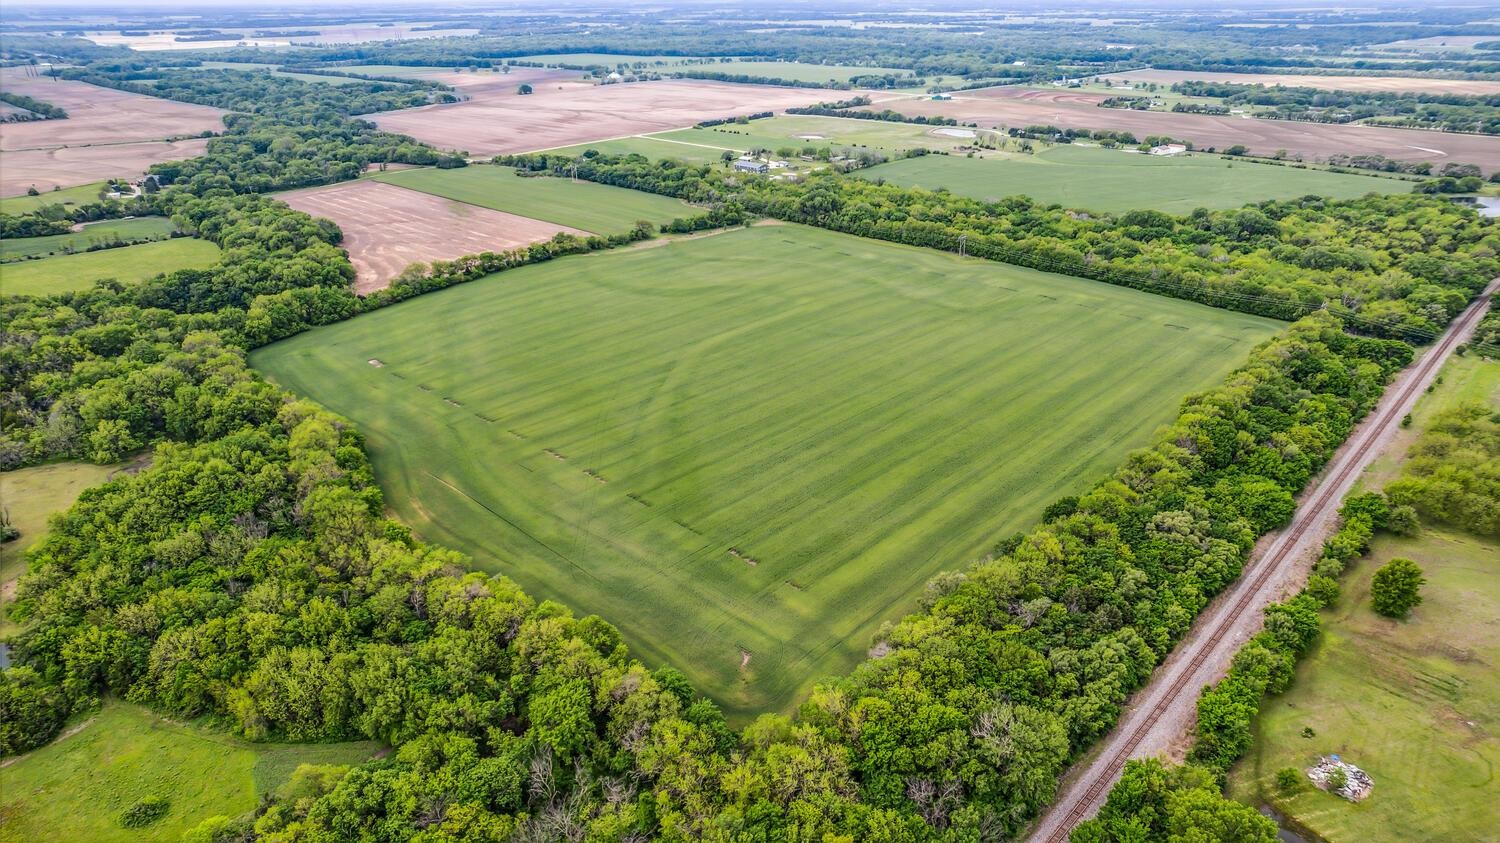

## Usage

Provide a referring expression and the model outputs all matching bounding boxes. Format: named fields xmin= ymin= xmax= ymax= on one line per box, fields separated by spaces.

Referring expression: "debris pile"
xmin=1307 ymin=755 xmax=1374 ymax=801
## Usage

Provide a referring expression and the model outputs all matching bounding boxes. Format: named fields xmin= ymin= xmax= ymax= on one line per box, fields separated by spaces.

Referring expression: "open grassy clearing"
xmin=1229 ymin=355 xmax=1500 ymax=843
xmin=0 ymin=181 xmax=108 ymax=211
xmin=0 ymin=237 xmax=220 ymax=296
xmin=0 ymin=700 xmax=380 ymax=843
xmin=1 ymin=217 xmax=179 ymax=262
xmin=253 ymin=223 xmax=1280 ymax=717
xmin=371 ymin=165 xmax=695 ymax=234
xmin=0 ymin=461 xmax=119 ymax=637
xmin=546 ymin=135 xmax=737 ymax=165
xmin=855 ymin=145 xmax=1406 ymax=214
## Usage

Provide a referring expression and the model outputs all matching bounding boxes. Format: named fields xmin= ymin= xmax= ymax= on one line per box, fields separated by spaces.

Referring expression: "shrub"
xmin=119 ymin=795 xmax=168 ymax=828
xmin=1371 ymin=557 xmax=1425 ymax=618
xmin=1276 ymin=767 xmax=1303 ymax=793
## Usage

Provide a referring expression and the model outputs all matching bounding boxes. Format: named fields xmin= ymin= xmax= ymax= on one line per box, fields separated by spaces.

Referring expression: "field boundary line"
xmin=1027 ymin=277 xmax=1500 ymax=842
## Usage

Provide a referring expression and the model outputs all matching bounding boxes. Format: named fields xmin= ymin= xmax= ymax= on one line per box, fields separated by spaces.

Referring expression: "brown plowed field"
xmin=0 ymin=69 xmax=225 ymax=195
xmin=371 ymin=79 xmax=834 ymax=156
xmin=877 ymin=90 xmax=1500 ymax=171
xmin=1101 ymin=68 xmax=1500 ymax=96
xmin=279 ymin=180 xmax=587 ymax=293
xmin=0 ymin=71 xmax=226 ymax=151
xmin=0 ymin=138 xmax=211 ymax=196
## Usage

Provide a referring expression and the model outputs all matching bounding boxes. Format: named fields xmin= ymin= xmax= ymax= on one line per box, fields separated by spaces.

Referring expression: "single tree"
xmin=517 ymin=83 xmax=533 ymax=95
xmin=1371 ymin=557 xmax=1425 ymax=618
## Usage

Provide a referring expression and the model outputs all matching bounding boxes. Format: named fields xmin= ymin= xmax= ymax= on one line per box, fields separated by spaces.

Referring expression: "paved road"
xmin=1027 ymin=280 xmax=1500 ymax=843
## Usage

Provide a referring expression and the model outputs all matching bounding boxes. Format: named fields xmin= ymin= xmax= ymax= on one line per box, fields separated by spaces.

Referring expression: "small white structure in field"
xmin=1308 ymin=756 xmax=1374 ymax=802
xmin=1149 ymin=143 xmax=1188 ymax=156
xmin=768 ymin=159 xmax=790 ymax=169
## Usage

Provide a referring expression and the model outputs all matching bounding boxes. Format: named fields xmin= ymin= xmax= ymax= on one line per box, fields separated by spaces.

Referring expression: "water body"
xmin=1259 ymin=805 xmax=1315 ymax=843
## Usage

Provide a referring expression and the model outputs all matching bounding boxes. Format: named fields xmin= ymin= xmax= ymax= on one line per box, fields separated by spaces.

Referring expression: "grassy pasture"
xmin=371 ymin=165 xmax=696 ymax=234
xmin=546 ymin=135 xmax=736 ymax=165
xmin=0 ymin=461 xmax=119 ymax=637
xmin=0 ymin=182 xmax=108 ymax=212
xmin=253 ymin=223 xmax=1280 ymax=717
xmin=0 ymin=700 xmax=380 ymax=843
xmin=856 ymin=145 xmax=1406 ymax=214
xmin=193 ymin=61 xmax=369 ymax=85
xmin=1229 ymin=526 xmax=1500 ymax=842
xmin=0 ymin=237 xmax=220 ymax=296
xmin=1 ymin=217 xmax=178 ymax=262
xmin=1230 ymin=355 xmax=1500 ymax=843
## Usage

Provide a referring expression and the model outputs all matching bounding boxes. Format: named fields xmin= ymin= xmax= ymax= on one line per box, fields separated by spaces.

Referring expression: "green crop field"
xmin=371 ymin=166 xmax=696 ymax=234
xmin=548 ymin=115 xmax=1003 ymax=166
xmin=254 ymin=223 xmax=1279 ymax=717
xmin=1 ymin=217 xmax=179 ymax=262
xmin=1231 ymin=356 xmax=1500 ymax=843
xmin=654 ymin=114 xmax=994 ymax=156
xmin=856 ymin=145 xmax=1408 ymax=214
xmin=506 ymin=53 xmax=711 ymax=66
xmin=681 ymin=61 xmax=913 ymax=83
xmin=0 ymin=181 xmax=108 ymax=212
xmin=547 ymin=135 xmax=736 ymax=165
xmin=0 ymin=237 xmax=221 ymax=296
xmin=0 ymin=701 xmax=380 ymax=843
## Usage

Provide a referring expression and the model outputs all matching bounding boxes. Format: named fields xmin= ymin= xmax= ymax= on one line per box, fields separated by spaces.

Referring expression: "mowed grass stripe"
xmin=253 ymin=224 xmax=1280 ymax=718
xmin=370 ymin=165 xmax=696 ymax=236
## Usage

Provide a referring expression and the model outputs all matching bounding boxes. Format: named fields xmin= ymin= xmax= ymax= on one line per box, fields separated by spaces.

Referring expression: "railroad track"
xmin=1030 ymin=279 xmax=1500 ymax=843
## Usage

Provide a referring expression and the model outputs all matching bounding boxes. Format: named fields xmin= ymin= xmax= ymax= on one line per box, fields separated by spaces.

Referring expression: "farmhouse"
xmin=734 ymin=159 xmax=770 ymax=174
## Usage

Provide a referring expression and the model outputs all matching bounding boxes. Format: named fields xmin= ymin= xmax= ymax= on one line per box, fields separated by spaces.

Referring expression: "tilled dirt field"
xmin=877 ymin=89 xmax=1500 ymax=171
xmin=279 ymin=180 xmax=588 ymax=293
xmin=0 ymin=69 xmax=225 ymax=196
xmin=0 ymin=138 xmax=212 ymax=196
xmin=370 ymin=78 xmax=834 ymax=156
xmin=1102 ymin=68 xmax=1500 ymax=96
xmin=0 ymin=71 xmax=226 ymax=150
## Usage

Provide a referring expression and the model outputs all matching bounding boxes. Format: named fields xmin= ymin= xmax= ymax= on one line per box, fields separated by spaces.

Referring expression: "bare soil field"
xmin=0 ymin=138 xmax=211 ymax=197
xmin=0 ymin=71 xmax=225 ymax=150
xmin=1103 ymin=68 xmax=1500 ymax=96
xmin=278 ymin=180 xmax=587 ymax=292
xmin=370 ymin=79 xmax=834 ymax=156
xmin=880 ymin=89 xmax=1500 ymax=171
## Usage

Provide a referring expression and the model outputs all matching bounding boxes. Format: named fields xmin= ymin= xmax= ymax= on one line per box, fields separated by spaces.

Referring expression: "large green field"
xmin=0 ymin=701 xmax=380 ymax=843
xmin=0 ymin=181 xmax=107 ymax=212
xmin=545 ymin=115 xmax=1006 ymax=165
xmin=370 ymin=165 xmax=696 ymax=234
xmin=253 ymin=223 xmax=1280 ymax=717
xmin=0 ymin=237 xmax=221 ymax=296
xmin=855 ymin=145 xmax=1407 ymax=214
xmin=1230 ymin=355 xmax=1500 ymax=843
xmin=1 ymin=217 xmax=178 ymax=262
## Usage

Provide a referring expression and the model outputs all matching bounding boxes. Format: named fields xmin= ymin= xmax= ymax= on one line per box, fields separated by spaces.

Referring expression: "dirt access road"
xmin=1027 ymin=277 xmax=1500 ymax=843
